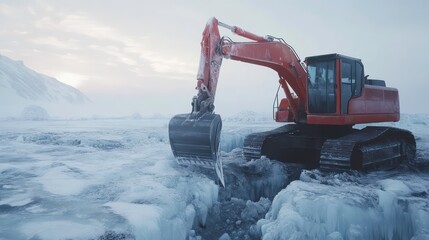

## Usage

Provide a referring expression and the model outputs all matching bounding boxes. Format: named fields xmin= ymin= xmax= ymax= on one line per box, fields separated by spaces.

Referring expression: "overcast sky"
xmin=1 ymin=0 xmax=428 ymax=116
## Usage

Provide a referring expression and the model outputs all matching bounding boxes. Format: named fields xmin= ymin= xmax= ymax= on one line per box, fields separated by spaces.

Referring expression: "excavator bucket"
xmin=168 ymin=113 xmax=222 ymax=167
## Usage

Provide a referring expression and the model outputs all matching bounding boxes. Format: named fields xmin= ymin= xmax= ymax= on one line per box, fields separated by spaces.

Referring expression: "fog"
xmin=1 ymin=0 xmax=428 ymax=117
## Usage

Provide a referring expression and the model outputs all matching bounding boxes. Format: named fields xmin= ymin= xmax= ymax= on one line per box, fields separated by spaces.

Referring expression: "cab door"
xmin=341 ymin=60 xmax=363 ymax=114
xmin=307 ymin=60 xmax=336 ymax=114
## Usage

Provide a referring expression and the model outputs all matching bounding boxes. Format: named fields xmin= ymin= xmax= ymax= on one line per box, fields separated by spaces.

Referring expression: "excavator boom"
xmin=194 ymin=17 xmax=308 ymax=122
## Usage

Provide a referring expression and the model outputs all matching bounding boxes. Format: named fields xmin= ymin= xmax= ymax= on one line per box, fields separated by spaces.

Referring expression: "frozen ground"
xmin=0 ymin=113 xmax=428 ymax=240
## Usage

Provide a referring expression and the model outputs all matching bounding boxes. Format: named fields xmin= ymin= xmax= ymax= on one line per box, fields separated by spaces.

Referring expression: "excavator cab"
xmin=307 ymin=54 xmax=365 ymax=116
xmin=306 ymin=54 xmax=365 ymax=116
xmin=303 ymin=54 xmax=399 ymax=125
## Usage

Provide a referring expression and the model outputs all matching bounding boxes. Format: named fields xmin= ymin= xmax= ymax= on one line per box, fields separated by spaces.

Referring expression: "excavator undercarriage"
xmin=243 ymin=124 xmax=416 ymax=171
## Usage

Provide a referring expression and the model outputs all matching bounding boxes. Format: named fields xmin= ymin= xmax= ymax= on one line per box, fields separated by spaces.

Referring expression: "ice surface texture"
xmin=257 ymin=171 xmax=429 ymax=240
xmin=0 ymin=119 xmax=218 ymax=240
xmin=0 ymin=113 xmax=428 ymax=239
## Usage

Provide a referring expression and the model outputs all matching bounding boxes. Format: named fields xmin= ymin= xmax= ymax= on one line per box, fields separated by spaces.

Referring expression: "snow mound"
xmin=378 ymin=179 xmax=412 ymax=195
xmin=20 ymin=105 xmax=50 ymax=120
xmin=130 ymin=112 xmax=143 ymax=119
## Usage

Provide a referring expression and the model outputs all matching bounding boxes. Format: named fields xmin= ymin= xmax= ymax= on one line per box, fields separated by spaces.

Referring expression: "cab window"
xmin=307 ymin=60 xmax=336 ymax=113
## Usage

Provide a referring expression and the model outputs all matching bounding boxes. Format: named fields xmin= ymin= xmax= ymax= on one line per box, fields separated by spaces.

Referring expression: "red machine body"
xmin=196 ymin=18 xmax=399 ymax=126
xmin=169 ymin=17 xmax=415 ymax=174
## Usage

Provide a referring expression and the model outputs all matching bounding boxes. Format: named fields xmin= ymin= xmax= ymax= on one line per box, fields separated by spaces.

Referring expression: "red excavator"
xmin=169 ymin=17 xmax=415 ymax=179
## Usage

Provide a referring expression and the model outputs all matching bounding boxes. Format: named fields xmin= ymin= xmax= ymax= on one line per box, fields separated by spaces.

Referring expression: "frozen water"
xmin=0 ymin=113 xmax=428 ymax=239
xmin=216 ymin=153 xmax=293 ymax=202
xmin=103 ymin=202 xmax=163 ymax=239
xmin=256 ymin=170 xmax=429 ymax=240
xmin=20 ymin=220 xmax=104 ymax=240
xmin=0 ymin=118 xmax=218 ymax=239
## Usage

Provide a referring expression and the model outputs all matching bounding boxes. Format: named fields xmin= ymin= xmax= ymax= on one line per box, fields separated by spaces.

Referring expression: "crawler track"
xmin=243 ymin=124 xmax=297 ymax=160
xmin=243 ymin=124 xmax=416 ymax=171
xmin=320 ymin=127 xmax=416 ymax=171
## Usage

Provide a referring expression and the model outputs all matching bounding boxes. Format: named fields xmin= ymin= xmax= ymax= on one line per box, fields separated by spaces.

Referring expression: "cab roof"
xmin=305 ymin=53 xmax=362 ymax=63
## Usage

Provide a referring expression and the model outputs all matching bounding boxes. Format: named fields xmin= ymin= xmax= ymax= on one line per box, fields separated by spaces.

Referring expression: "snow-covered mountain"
xmin=0 ymin=54 xmax=89 ymax=118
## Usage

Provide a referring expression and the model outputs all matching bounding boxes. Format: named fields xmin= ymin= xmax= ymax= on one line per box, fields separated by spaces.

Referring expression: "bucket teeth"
xmin=177 ymin=157 xmax=215 ymax=167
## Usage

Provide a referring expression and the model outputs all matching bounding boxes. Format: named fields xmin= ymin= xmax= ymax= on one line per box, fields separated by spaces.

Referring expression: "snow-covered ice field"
xmin=0 ymin=114 xmax=428 ymax=240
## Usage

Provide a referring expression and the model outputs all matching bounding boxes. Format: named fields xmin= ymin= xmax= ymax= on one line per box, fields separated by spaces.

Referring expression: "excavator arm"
xmin=194 ymin=17 xmax=307 ymax=122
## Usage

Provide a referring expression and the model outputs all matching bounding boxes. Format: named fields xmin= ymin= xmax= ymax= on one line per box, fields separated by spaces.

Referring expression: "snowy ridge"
xmin=0 ymin=54 xmax=88 ymax=103
xmin=0 ymin=54 xmax=89 ymax=118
